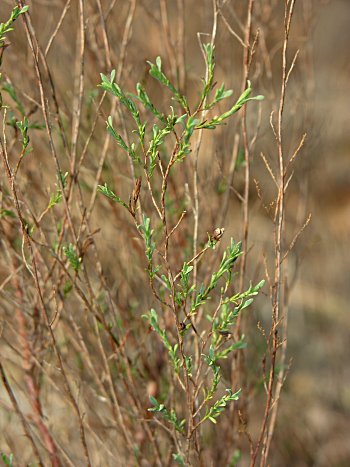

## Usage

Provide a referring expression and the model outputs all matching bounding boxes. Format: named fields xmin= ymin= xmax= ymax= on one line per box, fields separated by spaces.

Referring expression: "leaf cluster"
xmin=63 ymin=244 xmax=81 ymax=272
xmin=142 ymin=309 xmax=181 ymax=373
xmin=148 ymin=395 xmax=186 ymax=433
xmin=97 ymin=43 xmax=265 ymax=445
xmin=0 ymin=6 xmax=28 ymax=48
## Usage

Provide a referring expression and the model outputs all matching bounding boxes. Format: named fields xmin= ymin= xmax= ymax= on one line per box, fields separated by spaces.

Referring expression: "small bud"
xmin=218 ymin=330 xmax=232 ymax=337
xmin=147 ymin=380 xmax=158 ymax=398
xmin=211 ymin=227 xmax=224 ymax=242
xmin=129 ymin=176 xmax=142 ymax=216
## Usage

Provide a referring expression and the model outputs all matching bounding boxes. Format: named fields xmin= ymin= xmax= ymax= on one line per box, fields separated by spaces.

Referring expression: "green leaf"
xmin=173 ymin=453 xmax=186 ymax=466
xmin=161 ymin=274 xmax=172 ymax=290
xmin=178 ymin=262 xmax=194 ymax=299
xmin=205 ymin=83 xmax=233 ymax=110
xmin=241 ymin=298 xmax=253 ymax=310
xmin=48 ymin=191 xmax=62 ymax=209
xmin=204 ymin=388 xmax=241 ymax=424
xmin=138 ymin=216 xmax=158 ymax=277
xmin=63 ymin=244 xmax=81 ymax=271
xmin=197 ymin=82 xmax=264 ymax=130
xmin=175 ymin=114 xmax=187 ymax=125
xmin=106 ymin=116 xmax=129 ymax=151
xmin=148 ymin=396 xmax=185 ymax=433
xmin=215 ymin=84 xmax=233 ymax=102
xmin=63 ymin=281 xmax=73 ymax=297
xmin=0 ymin=209 xmax=16 ymax=219
xmin=253 ymin=279 xmax=265 ymax=292
xmin=147 ymin=123 xmax=171 ymax=176
xmin=200 ymin=43 xmax=215 ymax=102
xmin=135 ymin=83 xmax=166 ymax=123
xmin=97 ymin=183 xmax=129 ymax=210
xmin=99 ymin=72 xmax=144 ymax=143
xmin=229 ymin=449 xmax=241 ymax=467
xmin=215 ymin=338 xmax=247 ymax=360
xmin=149 ymin=395 xmax=158 ymax=408
xmin=143 ymin=308 xmax=181 ymax=372
xmin=176 ymin=116 xmax=198 ymax=161
xmin=16 ymin=116 xmax=30 ymax=148
xmin=148 ymin=57 xmax=189 ymax=112
xmin=0 ymin=6 xmax=28 ymax=47
xmin=2 ymin=82 xmax=25 ymax=116
xmin=48 ymin=172 xmax=68 ymax=209
xmin=1 ymin=452 xmax=14 ymax=467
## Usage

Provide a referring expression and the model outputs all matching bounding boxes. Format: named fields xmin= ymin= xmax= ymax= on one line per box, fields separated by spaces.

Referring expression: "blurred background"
xmin=0 ymin=0 xmax=349 ymax=465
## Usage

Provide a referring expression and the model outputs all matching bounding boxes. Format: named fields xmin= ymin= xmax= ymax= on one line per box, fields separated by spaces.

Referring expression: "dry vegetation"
xmin=0 ymin=1 xmax=349 ymax=466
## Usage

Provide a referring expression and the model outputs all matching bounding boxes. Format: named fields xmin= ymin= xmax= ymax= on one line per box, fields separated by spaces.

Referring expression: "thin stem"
xmin=250 ymin=2 xmax=296 ymax=465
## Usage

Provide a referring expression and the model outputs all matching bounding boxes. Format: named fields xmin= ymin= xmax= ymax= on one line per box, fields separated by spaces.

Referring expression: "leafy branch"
xmin=148 ymin=396 xmax=186 ymax=433
xmin=0 ymin=6 xmax=28 ymax=48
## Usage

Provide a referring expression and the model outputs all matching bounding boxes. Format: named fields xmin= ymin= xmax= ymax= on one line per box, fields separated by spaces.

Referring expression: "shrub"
xmin=0 ymin=2 xmax=309 ymax=465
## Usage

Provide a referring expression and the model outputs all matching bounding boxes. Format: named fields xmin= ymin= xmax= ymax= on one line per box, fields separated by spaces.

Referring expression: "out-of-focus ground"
xmin=0 ymin=0 xmax=349 ymax=465
xmin=277 ymin=2 xmax=350 ymax=466
xmin=246 ymin=2 xmax=350 ymax=466
xmin=240 ymin=4 xmax=350 ymax=462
